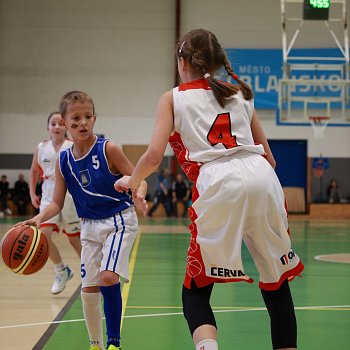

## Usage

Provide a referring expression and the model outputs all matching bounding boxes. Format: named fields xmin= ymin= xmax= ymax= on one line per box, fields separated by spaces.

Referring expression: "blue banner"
xmin=225 ymin=48 xmax=349 ymax=110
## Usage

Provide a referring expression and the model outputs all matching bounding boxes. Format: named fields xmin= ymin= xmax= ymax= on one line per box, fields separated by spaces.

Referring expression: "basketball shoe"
xmin=89 ymin=346 xmax=102 ymax=350
xmin=107 ymin=345 xmax=121 ymax=350
xmin=89 ymin=345 xmax=103 ymax=350
xmin=51 ymin=265 xmax=74 ymax=294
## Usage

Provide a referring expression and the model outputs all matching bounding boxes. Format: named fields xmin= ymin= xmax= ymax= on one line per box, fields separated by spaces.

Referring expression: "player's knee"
xmin=182 ymin=282 xmax=216 ymax=335
xmin=99 ymin=270 xmax=120 ymax=286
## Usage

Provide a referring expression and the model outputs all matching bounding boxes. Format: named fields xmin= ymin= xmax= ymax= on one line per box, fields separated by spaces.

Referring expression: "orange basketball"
xmin=1 ymin=225 xmax=49 ymax=275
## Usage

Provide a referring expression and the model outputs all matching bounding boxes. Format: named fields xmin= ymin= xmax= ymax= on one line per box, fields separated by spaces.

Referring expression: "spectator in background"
xmin=13 ymin=173 xmax=30 ymax=215
xmin=172 ymin=173 xmax=190 ymax=218
xmin=0 ymin=174 xmax=12 ymax=217
xmin=327 ymin=179 xmax=346 ymax=203
xmin=148 ymin=168 xmax=172 ymax=217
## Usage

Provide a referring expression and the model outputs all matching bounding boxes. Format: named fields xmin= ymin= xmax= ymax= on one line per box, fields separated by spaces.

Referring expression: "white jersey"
xmin=37 ymin=139 xmax=73 ymax=203
xmin=172 ymin=79 xmax=265 ymax=164
xmin=169 ymin=79 xmax=303 ymax=290
xmin=37 ymin=139 xmax=80 ymax=235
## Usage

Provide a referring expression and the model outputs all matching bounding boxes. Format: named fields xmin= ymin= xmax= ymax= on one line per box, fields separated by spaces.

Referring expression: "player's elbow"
xmin=144 ymin=148 xmax=163 ymax=167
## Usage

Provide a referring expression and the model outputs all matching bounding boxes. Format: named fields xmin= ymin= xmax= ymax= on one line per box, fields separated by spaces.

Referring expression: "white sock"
xmin=81 ymin=291 xmax=104 ymax=348
xmin=54 ymin=262 xmax=65 ymax=271
xmin=196 ymin=339 xmax=218 ymax=350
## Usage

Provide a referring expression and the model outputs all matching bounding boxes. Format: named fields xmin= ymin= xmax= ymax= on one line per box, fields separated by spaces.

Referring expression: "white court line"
xmin=0 ymin=305 xmax=349 ymax=330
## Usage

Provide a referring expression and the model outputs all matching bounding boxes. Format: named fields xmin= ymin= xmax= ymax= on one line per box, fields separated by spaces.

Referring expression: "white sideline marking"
xmin=0 ymin=305 xmax=349 ymax=330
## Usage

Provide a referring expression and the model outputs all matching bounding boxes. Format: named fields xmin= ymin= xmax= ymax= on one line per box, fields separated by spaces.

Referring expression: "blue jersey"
xmin=59 ymin=137 xmax=133 ymax=219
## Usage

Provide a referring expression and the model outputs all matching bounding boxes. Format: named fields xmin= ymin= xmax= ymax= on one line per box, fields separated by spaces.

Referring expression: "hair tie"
xmin=230 ymin=73 xmax=239 ymax=81
xmin=179 ymin=41 xmax=185 ymax=54
xmin=204 ymin=73 xmax=211 ymax=79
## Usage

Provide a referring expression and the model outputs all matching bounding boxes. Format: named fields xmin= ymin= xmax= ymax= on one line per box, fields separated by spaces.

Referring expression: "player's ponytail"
xmin=223 ymin=57 xmax=253 ymax=101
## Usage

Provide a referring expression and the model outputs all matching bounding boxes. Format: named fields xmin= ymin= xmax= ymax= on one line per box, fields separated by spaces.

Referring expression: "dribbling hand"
xmin=14 ymin=215 xmax=42 ymax=229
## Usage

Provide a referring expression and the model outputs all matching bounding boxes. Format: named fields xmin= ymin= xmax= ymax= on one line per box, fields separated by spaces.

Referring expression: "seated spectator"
xmin=148 ymin=168 xmax=172 ymax=217
xmin=172 ymin=174 xmax=190 ymax=218
xmin=13 ymin=173 xmax=31 ymax=215
xmin=327 ymin=179 xmax=346 ymax=203
xmin=0 ymin=174 xmax=12 ymax=217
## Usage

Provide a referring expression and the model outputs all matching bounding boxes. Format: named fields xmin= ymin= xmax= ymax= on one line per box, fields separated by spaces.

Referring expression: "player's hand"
xmin=132 ymin=190 xmax=148 ymax=217
xmin=14 ymin=215 xmax=42 ymax=229
xmin=30 ymin=194 xmax=41 ymax=209
xmin=114 ymin=176 xmax=134 ymax=192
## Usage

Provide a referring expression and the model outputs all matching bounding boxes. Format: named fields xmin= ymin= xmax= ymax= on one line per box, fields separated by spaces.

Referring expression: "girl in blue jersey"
xmin=115 ymin=29 xmax=302 ymax=350
xmin=19 ymin=91 xmax=148 ymax=350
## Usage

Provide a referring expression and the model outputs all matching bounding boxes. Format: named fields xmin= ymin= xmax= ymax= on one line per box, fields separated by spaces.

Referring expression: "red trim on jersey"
xmin=178 ymin=79 xmax=211 ymax=92
xmin=63 ymin=230 xmax=80 ymax=237
xmin=259 ymin=261 xmax=304 ymax=291
xmin=38 ymin=164 xmax=45 ymax=180
xmin=169 ymin=131 xmax=202 ymax=182
xmin=40 ymin=223 xmax=59 ymax=233
xmin=178 ymin=78 xmax=235 ymax=92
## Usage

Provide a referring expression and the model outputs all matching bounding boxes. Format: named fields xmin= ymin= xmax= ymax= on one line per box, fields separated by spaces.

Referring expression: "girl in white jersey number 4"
xmin=30 ymin=112 xmax=81 ymax=295
xmin=115 ymin=29 xmax=304 ymax=350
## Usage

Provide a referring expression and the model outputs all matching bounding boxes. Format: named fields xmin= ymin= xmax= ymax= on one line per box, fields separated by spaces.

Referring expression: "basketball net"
xmin=309 ymin=116 xmax=330 ymax=139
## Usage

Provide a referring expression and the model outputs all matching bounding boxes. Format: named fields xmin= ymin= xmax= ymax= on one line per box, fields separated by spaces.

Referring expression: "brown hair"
xmin=176 ymin=29 xmax=253 ymax=107
xmin=59 ymin=91 xmax=95 ymax=117
xmin=47 ymin=111 xmax=61 ymax=129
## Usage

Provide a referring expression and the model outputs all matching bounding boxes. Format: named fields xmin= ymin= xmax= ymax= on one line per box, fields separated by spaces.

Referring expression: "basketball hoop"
xmin=309 ymin=116 xmax=330 ymax=139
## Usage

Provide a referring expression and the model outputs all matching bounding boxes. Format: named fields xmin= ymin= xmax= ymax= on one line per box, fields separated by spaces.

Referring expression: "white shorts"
xmin=185 ymin=153 xmax=304 ymax=290
xmin=40 ymin=193 xmax=80 ymax=236
xmin=80 ymin=207 xmax=139 ymax=288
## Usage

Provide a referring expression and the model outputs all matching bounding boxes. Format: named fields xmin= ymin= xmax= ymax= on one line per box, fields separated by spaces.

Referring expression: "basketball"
xmin=1 ymin=225 xmax=49 ymax=275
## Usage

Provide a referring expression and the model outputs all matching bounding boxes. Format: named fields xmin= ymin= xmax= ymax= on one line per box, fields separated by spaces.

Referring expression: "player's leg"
xmin=82 ymin=286 xmax=104 ymax=350
xmin=261 ymin=280 xmax=297 ymax=350
xmin=81 ymin=220 xmax=104 ymax=350
xmin=99 ymin=208 xmax=139 ymax=350
xmin=181 ymin=198 xmax=188 ymax=217
xmin=182 ymin=281 xmax=218 ymax=350
xmin=68 ymin=234 xmax=82 ymax=256
xmin=100 ymin=271 xmax=122 ymax=350
xmin=243 ymin=155 xmax=300 ymax=349
xmin=62 ymin=195 xmax=82 ymax=257
xmin=39 ymin=224 xmax=73 ymax=294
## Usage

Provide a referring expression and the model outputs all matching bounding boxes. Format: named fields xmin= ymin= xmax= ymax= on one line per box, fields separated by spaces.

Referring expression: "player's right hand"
xmin=14 ymin=216 xmax=42 ymax=229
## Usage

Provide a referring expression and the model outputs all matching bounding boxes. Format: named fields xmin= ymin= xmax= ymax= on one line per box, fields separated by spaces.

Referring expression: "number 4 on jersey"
xmin=207 ymin=112 xmax=237 ymax=149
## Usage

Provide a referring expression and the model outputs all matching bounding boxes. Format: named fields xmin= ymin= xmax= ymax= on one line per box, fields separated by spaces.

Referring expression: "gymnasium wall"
xmin=0 ymin=0 xmax=349 ymax=187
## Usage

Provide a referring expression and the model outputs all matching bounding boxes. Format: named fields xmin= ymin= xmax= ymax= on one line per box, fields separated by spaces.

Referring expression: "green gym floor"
xmin=1 ymin=217 xmax=350 ymax=349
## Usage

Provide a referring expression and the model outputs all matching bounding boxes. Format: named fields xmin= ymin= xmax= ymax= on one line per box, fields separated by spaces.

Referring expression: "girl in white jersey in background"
xmin=115 ymin=29 xmax=304 ymax=350
xmin=29 ymin=112 xmax=81 ymax=294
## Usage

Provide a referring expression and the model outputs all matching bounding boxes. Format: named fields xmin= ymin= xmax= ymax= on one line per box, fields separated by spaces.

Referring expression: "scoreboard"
xmin=303 ymin=0 xmax=330 ymax=20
